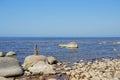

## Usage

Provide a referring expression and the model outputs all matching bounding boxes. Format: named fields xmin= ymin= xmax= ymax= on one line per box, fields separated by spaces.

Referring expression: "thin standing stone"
xmin=34 ymin=44 xmax=38 ymax=55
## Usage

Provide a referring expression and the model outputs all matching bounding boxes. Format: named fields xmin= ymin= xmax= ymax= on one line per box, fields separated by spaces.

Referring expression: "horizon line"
xmin=0 ymin=36 xmax=120 ymax=38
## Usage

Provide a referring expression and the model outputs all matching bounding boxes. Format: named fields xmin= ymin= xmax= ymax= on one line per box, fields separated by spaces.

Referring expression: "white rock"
xmin=6 ymin=51 xmax=16 ymax=56
xmin=0 ymin=52 xmax=4 ymax=57
xmin=48 ymin=78 xmax=56 ymax=80
xmin=47 ymin=56 xmax=57 ymax=64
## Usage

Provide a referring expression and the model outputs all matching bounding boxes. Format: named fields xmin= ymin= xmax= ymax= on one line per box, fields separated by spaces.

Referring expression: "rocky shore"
xmin=0 ymin=45 xmax=120 ymax=80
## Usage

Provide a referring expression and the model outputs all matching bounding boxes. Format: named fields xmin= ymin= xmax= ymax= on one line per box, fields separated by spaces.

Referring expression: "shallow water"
xmin=0 ymin=37 xmax=120 ymax=63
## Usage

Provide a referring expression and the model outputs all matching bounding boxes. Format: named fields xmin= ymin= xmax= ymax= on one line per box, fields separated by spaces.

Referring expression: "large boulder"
xmin=22 ymin=55 xmax=47 ymax=69
xmin=47 ymin=56 xmax=57 ymax=64
xmin=0 ymin=52 xmax=4 ymax=57
xmin=59 ymin=42 xmax=78 ymax=48
xmin=28 ymin=61 xmax=56 ymax=75
xmin=6 ymin=51 xmax=16 ymax=56
xmin=0 ymin=57 xmax=23 ymax=77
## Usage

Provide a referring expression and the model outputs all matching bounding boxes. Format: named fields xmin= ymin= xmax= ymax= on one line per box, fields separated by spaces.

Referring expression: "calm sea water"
xmin=0 ymin=37 xmax=120 ymax=63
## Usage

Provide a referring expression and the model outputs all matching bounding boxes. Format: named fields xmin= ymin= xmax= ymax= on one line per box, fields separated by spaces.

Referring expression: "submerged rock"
xmin=59 ymin=42 xmax=78 ymax=48
xmin=67 ymin=42 xmax=78 ymax=48
xmin=0 ymin=57 xmax=23 ymax=77
xmin=6 ymin=51 xmax=16 ymax=56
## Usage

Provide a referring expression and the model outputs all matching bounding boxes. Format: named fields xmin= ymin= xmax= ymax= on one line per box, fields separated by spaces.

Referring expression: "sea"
xmin=0 ymin=37 xmax=120 ymax=63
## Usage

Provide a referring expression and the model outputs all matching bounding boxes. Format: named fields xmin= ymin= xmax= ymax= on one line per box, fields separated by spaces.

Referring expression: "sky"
xmin=0 ymin=0 xmax=120 ymax=37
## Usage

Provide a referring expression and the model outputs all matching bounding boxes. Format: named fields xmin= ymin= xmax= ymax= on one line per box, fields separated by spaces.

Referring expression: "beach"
xmin=0 ymin=37 xmax=120 ymax=80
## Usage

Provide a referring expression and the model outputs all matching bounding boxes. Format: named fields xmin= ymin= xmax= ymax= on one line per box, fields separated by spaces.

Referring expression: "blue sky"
xmin=0 ymin=0 xmax=120 ymax=37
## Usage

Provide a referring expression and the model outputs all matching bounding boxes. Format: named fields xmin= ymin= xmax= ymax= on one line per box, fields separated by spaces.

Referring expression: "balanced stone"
xmin=0 ymin=57 xmax=23 ymax=77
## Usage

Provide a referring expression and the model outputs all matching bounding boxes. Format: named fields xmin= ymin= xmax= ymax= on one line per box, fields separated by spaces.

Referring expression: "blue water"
xmin=0 ymin=37 xmax=120 ymax=63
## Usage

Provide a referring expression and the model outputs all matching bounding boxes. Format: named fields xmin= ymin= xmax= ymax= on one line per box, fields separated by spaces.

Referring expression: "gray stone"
xmin=0 ymin=57 xmax=23 ymax=77
xmin=28 ymin=61 xmax=56 ymax=75
xmin=47 ymin=56 xmax=57 ymax=64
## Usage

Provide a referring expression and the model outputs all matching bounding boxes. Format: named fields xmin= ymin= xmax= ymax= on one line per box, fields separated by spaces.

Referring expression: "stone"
xmin=0 ymin=52 xmax=4 ymax=57
xmin=114 ymin=71 xmax=120 ymax=78
xmin=59 ymin=42 xmax=78 ymax=48
xmin=59 ymin=44 xmax=68 ymax=48
xmin=28 ymin=61 xmax=56 ymax=75
xmin=47 ymin=56 xmax=57 ymax=64
xmin=0 ymin=57 xmax=23 ymax=77
xmin=0 ymin=76 xmax=9 ymax=80
xmin=6 ymin=51 xmax=16 ymax=56
xmin=71 ymin=77 xmax=77 ymax=80
xmin=67 ymin=42 xmax=78 ymax=48
xmin=24 ymin=71 xmax=31 ymax=76
xmin=64 ymin=67 xmax=72 ymax=71
xmin=48 ymin=78 xmax=56 ymax=80
xmin=66 ymin=71 xmax=71 ymax=76
xmin=57 ymin=62 xmax=62 ymax=66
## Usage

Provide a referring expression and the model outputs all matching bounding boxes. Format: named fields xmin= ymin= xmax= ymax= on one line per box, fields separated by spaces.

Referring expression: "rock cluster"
xmin=22 ymin=44 xmax=57 ymax=76
xmin=63 ymin=59 xmax=120 ymax=80
xmin=0 ymin=45 xmax=58 ymax=80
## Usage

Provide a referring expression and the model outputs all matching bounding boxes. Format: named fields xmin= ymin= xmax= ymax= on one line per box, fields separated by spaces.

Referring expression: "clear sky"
xmin=0 ymin=0 xmax=120 ymax=37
